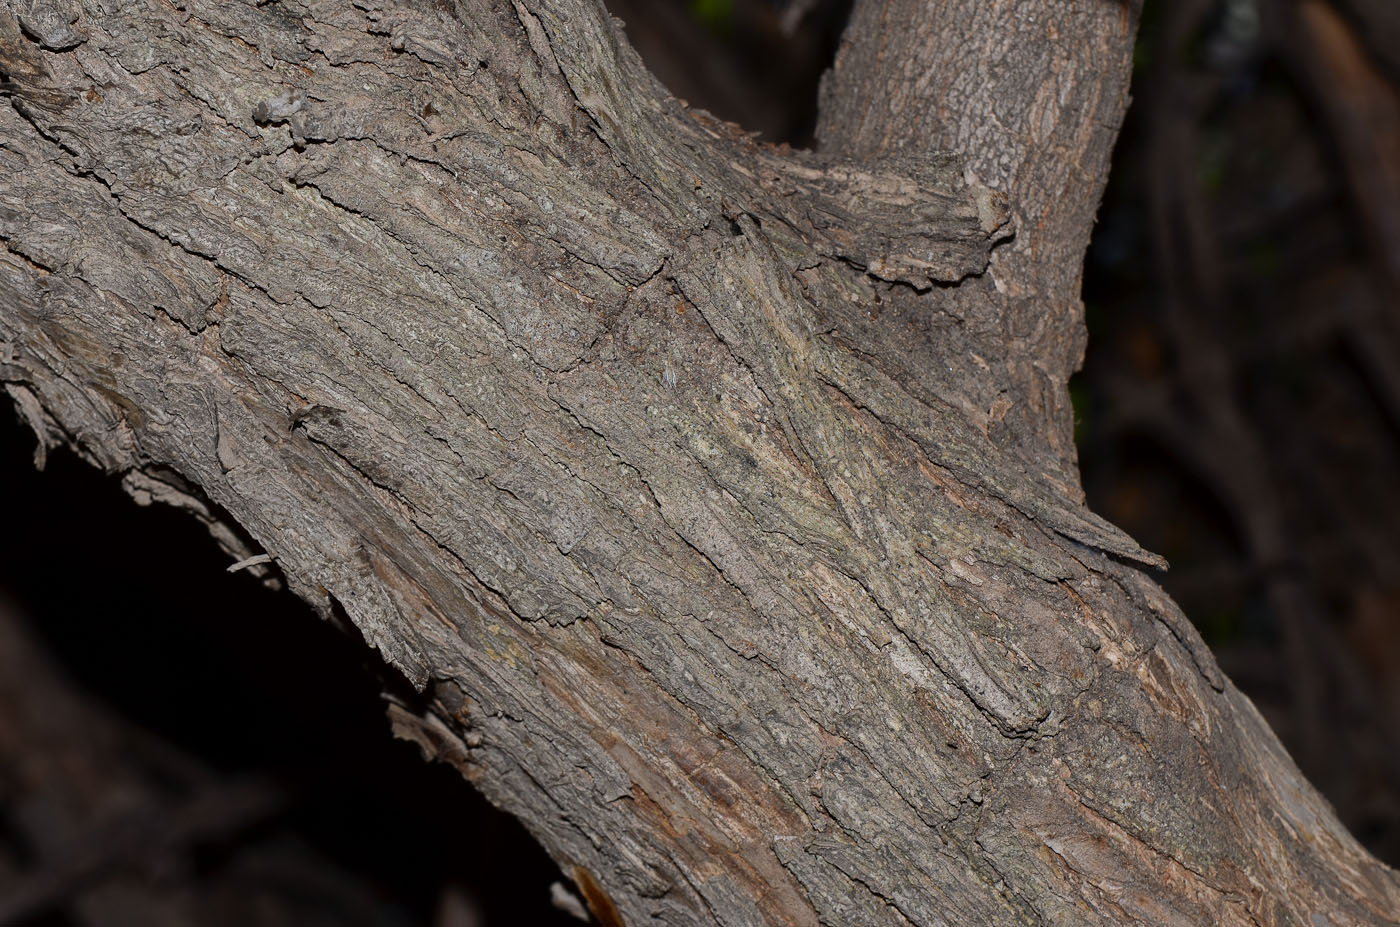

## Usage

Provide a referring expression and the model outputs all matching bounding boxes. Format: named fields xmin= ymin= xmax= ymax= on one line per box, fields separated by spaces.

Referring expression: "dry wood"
xmin=2 ymin=0 xmax=1398 ymax=923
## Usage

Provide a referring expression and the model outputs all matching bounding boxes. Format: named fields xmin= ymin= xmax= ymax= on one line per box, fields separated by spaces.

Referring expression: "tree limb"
xmin=1 ymin=0 xmax=1397 ymax=923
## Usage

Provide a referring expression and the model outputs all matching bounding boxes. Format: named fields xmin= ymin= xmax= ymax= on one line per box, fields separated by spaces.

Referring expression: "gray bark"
xmin=2 ymin=0 xmax=1397 ymax=923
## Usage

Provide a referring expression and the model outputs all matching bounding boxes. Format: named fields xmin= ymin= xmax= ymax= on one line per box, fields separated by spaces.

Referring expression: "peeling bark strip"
xmin=2 ymin=1 xmax=1398 ymax=924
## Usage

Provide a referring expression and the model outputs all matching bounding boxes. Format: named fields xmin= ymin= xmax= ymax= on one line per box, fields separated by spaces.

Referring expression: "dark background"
xmin=2 ymin=0 xmax=1396 ymax=923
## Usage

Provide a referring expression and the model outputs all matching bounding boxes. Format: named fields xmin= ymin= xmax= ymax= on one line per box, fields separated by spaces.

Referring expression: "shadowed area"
xmin=0 ymin=412 xmax=578 ymax=926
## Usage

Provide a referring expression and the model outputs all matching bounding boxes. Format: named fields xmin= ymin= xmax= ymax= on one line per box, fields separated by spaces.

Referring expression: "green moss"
xmin=1196 ymin=608 xmax=1241 ymax=644
xmin=1197 ymin=136 xmax=1230 ymax=193
xmin=1069 ymin=375 xmax=1091 ymax=446
xmin=689 ymin=0 xmax=734 ymax=35
xmin=1247 ymin=238 xmax=1282 ymax=276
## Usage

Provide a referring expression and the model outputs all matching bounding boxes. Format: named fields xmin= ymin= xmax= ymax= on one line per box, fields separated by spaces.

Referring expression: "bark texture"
xmin=1 ymin=0 xmax=1397 ymax=924
xmin=819 ymin=0 xmax=1140 ymax=487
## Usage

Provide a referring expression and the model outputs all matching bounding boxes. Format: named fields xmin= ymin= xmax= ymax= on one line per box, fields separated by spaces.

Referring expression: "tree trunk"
xmin=1 ymin=0 xmax=1396 ymax=923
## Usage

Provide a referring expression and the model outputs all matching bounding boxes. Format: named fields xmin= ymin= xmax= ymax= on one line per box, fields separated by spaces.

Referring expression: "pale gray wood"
xmin=2 ymin=0 xmax=1397 ymax=923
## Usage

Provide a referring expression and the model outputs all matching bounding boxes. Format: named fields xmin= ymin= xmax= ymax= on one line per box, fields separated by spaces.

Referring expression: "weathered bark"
xmin=819 ymin=0 xmax=1139 ymax=486
xmin=1 ymin=0 xmax=1396 ymax=924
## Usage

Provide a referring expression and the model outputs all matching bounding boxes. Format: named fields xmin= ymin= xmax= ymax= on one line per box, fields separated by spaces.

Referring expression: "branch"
xmin=815 ymin=0 xmax=1145 ymax=488
xmin=2 ymin=1 xmax=1397 ymax=924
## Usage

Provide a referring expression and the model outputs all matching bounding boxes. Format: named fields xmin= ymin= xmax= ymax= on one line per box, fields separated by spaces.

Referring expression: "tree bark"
xmin=1 ymin=0 xmax=1396 ymax=923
